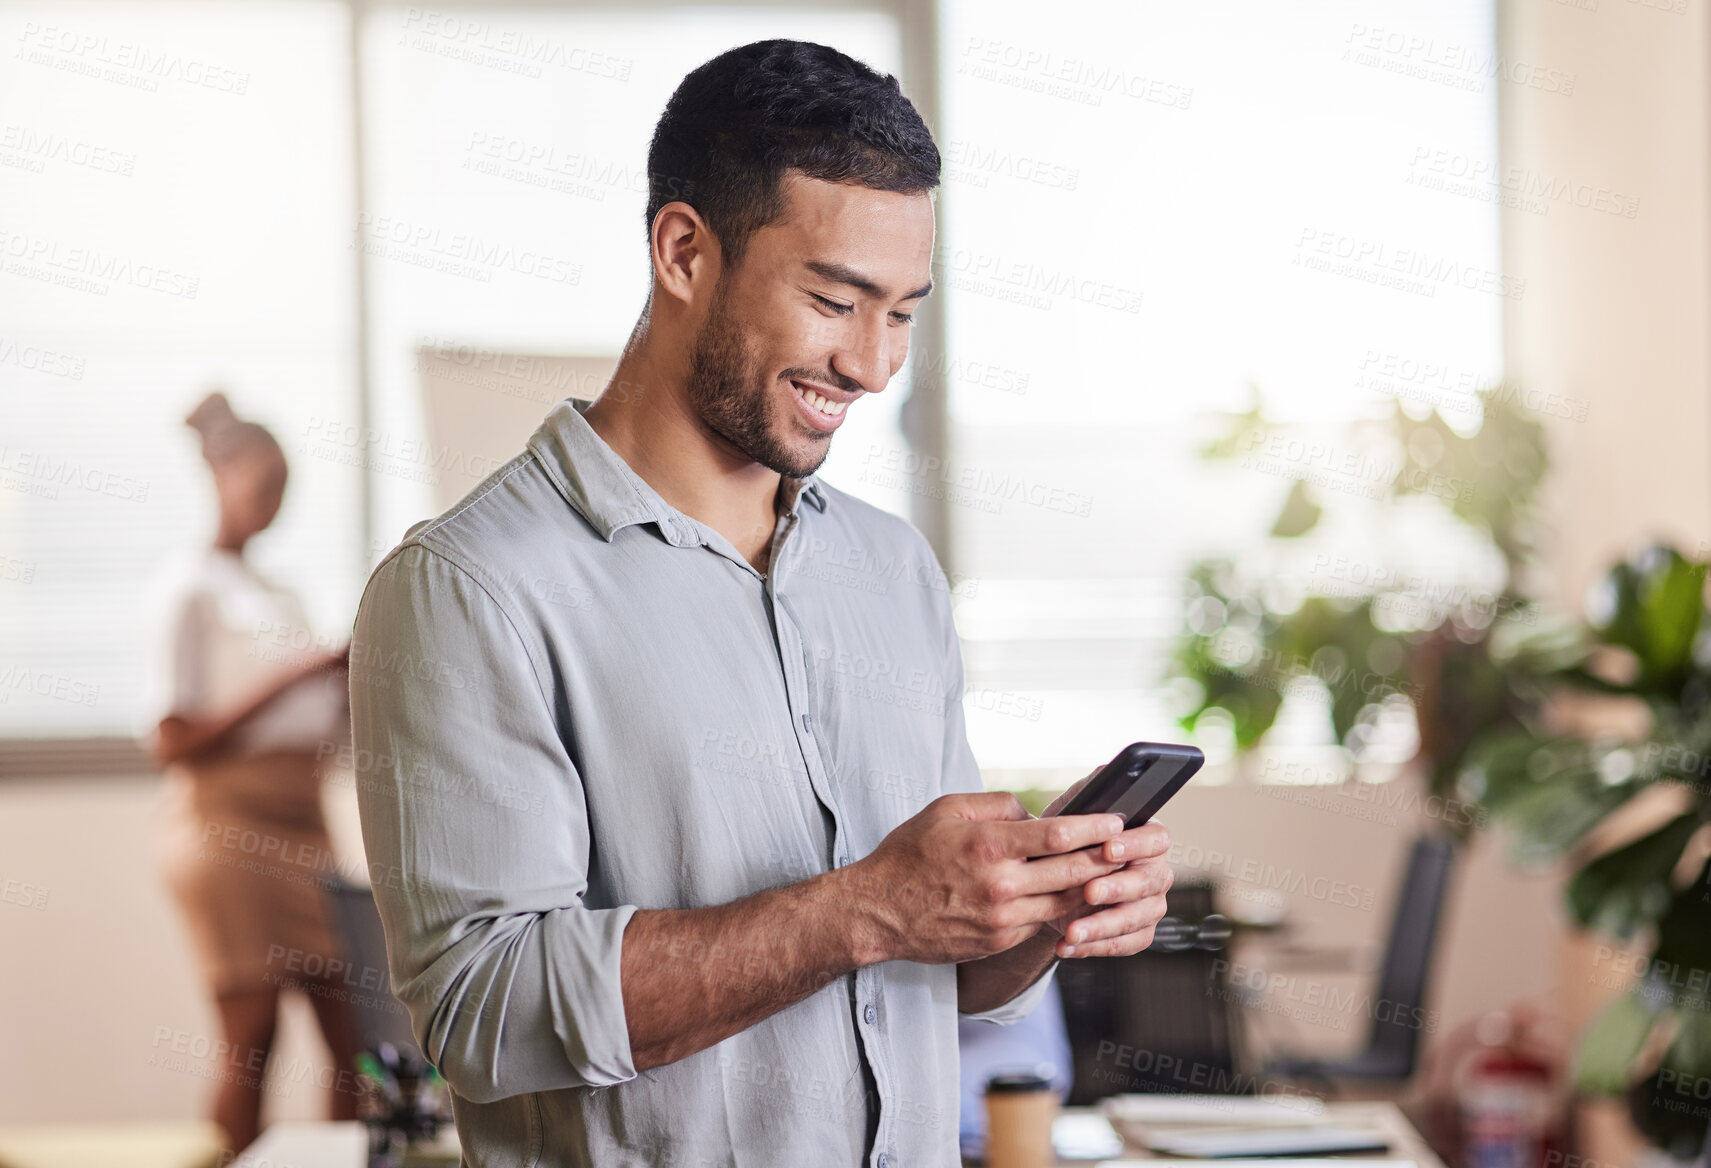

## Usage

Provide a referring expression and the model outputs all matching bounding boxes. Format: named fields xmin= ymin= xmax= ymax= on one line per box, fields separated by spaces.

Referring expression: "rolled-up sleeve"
xmin=921 ymin=546 xmax=1058 ymax=1026
xmin=349 ymin=543 xmax=638 ymax=1104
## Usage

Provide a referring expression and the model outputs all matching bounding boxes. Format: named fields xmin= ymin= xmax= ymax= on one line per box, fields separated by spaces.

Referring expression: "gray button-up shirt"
xmin=349 ymin=398 xmax=1055 ymax=1167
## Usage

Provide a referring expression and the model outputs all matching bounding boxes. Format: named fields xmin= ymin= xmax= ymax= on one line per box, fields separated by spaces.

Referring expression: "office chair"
xmin=1263 ymin=833 xmax=1457 ymax=1089
xmin=1055 ymin=880 xmax=1245 ymax=1102
xmin=324 ymin=876 xmax=423 ymax=1062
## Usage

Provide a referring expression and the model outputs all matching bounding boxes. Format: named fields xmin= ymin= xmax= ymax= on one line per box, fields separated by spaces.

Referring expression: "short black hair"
xmin=644 ymin=39 xmax=940 ymax=271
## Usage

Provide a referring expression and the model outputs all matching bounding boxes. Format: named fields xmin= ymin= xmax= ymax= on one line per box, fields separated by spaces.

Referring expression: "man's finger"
xmin=1082 ymin=860 xmax=1174 ymax=907
xmin=1053 ymin=902 xmax=1177 ymax=957
xmin=944 ymin=791 xmax=1033 ymax=823
xmin=1008 ymin=847 xmax=1126 ymax=897
xmin=1062 ymin=897 xmax=1170 ymax=948
xmin=1006 ymin=812 xmax=1125 ymax=860
xmin=1014 ymin=886 xmax=1097 ymax=929
xmin=1102 ymin=821 xmax=1171 ymax=863
xmin=1060 ymin=925 xmax=1160 ymax=960
xmin=1043 ymin=899 xmax=1102 ymax=937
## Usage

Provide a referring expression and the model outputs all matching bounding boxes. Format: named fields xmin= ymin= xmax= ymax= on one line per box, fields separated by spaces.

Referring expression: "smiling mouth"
xmin=792 ymin=381 xmax=849 ymax=418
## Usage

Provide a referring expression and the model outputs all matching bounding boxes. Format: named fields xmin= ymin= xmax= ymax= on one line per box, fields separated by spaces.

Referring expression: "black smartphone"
xmin=1050 ymin=741 xmax=1204 ymax=829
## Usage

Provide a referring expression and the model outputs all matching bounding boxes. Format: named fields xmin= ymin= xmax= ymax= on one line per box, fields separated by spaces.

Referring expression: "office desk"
xmin=231 ymin=1123 xmax=365 ymax=1167
xmin=969 ymin=1100 xmax=1444 ymax=1168
xmin=0 ymin=1121 xmax=226 ymax=1168
xmin=230 ymin=1122 xmax=458 ymax=1168
xmin=234 ymin=1101 xmax=1441 ymax=1168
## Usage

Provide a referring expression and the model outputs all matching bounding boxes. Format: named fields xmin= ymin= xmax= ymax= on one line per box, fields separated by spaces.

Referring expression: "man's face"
xmin=686 ymin=173 xmax=935 ymax=479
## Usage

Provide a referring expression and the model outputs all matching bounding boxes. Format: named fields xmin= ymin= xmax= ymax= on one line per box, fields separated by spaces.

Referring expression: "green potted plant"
xmin=1466 ymin=544 xmax=1711 ymax=1157
xmin=1170 ymin=387 xmax=1711 ymax=1152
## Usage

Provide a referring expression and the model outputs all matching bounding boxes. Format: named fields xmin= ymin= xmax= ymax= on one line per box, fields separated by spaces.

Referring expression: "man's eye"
xmin=891 ymin=312 xmax=916 ymax=326
xmin=812 ymin=294 xmax=853 ymax=314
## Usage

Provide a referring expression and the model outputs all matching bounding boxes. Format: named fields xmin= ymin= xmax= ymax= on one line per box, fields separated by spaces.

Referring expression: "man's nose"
xmin=831 ymin=316 xmax=895 ymax=394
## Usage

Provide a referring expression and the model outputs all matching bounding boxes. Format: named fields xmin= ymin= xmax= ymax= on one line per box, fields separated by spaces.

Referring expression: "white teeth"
xmin=799 ymin=385 xmax=847 ymax=417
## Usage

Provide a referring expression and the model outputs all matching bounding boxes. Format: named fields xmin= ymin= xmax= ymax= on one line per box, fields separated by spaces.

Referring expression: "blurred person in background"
xmin=140 ymin=391 xmax=361 ymax=1153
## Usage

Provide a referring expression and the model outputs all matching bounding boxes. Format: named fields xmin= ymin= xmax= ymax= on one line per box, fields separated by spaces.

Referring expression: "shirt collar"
xmin=527 ymin=398 xmax=827 ymax=546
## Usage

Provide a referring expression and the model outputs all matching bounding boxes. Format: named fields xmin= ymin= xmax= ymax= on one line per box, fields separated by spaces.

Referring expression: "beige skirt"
xmin=159 ymin=750 xmax=346 ymax=997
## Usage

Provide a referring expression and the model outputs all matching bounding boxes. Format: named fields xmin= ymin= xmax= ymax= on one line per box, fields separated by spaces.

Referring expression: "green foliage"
xmin=1270 ymin=480 xmax=1323 ymax=538
xmin=1446 ymin=548 xmax=1711 ymax=1140
xmin=1391 ymin=396 xmax=1548 ymax=565
xmin=1172 ymin=388 xmax=1549 ymax=822
xmin=1564 ymin=813 xmax=1700 ymax=939
xmin=1576 ymin=989 xmax=1662 ymax=1095
xmin=1172 ymin=386 xmax=1711 ymax=1143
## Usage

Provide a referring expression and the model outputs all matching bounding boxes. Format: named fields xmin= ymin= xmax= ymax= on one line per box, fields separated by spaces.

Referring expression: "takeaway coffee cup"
xmin=983 ymin=1071 xmax=1055 ymax=1168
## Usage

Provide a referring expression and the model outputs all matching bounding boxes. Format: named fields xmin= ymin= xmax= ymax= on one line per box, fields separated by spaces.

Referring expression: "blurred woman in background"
xmin=143 ymin=391 xmax=361 ymax=1153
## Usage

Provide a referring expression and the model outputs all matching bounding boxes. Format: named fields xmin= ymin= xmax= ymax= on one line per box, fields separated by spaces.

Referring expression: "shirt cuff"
xmin=958 ymin=958 xmax=1059 ymax=1026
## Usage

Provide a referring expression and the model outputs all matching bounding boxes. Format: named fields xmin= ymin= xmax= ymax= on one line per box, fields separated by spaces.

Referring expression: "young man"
xmin=350 ymin=39 xmax=1172 ymax=1167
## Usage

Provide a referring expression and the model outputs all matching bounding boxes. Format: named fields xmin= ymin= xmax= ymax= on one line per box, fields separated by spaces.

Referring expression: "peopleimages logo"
xmin=1168 ymin=844 xmax=1379 ymax=911
xmin=352 ymin=213 xmax=582 ymax=286
xmin=939 ymin=246 xmax=1143 ymax=314
xmin=1210 ymin=959 xmax=1439 ymax=1034
xmin=1091 ymin=1043 xmax=1321 ymax=1106
xmin=858 ymin=446 xmax=1095 ymax=519
xmin=957 ymin=37 xmax=1194 ymax=110
xmin=0 ymin=124 xmax=136 ymax=175
xmin=1341 ymin=24 xmax=1576 ymax=96
xmin=348 ymin=637 xmax=480 ymax=693
xmin=398 ymin=10 xmax=634 ymax=80
xmin=0 ymin=229 xmax=199 ymax=299
xmin=1406 ymin=146 xmax=1639 ymax=219
xmin=1295 ymin=227 xmax=1525 ymax=301
xmin=16 ymin=22 xmax=251 ymax=94
xmin=0 ymin=446 xmax=149 ymax=502
xmin=0 ymin=335 xmax=86 ymax=381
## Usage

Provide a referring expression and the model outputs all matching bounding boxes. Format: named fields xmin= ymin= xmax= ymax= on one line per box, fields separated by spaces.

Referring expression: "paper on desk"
xmin=1142 ymin=1126 xmax=1392 ymax=1158
xmin=1099 ymin=1095 xmax=1327 ymax=1124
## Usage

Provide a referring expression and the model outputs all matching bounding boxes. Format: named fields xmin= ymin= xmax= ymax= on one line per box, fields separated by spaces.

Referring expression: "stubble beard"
xmin=686 ymin=281 xmax=831 ymax=480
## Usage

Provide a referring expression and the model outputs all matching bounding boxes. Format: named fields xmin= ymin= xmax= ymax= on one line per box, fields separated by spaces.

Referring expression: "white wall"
xmin=0 ymin=772 xmax=368 ymax=1125
xmin=1502 ymin=0 xmax=1711 ymax=603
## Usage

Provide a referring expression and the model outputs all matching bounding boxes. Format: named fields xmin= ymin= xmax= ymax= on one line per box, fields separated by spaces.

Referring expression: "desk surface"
xmin=0 ymin=1121 xmax=226 ymax=1168
xmin=231 ymin=1101 xmax=1441 ymax=1168
xmin=974 ymin=1100 xmax=1444 ymax=1168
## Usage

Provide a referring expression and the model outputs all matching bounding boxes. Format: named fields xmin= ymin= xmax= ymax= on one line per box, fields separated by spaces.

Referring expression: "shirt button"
xmin=839 ymin=854 xmax=853 ymax=868
xmin=878 ymin=1155 xmax=892 ymax=1168
xmin=864 ymin=1003 xmax=877 ymax=1026
xmin=801 ymin=712 xmax=813 ymax=733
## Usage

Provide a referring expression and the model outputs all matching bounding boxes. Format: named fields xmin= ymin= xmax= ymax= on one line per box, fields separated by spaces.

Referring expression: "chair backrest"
xmin=1056 ymin=880 xmax=1244 ymax=1102
xmin=1360 ymin=834 xmax=1457 ymax=1076
xmin=324 ymin=877 xmax=424 ymax=1063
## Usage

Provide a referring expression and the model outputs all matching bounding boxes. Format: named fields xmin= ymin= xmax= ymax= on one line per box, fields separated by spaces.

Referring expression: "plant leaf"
xmin=1565 ymin=812 xmax=1702 ymax=939
xmin=1573 ymin=989 xmax=1662 ymax=1095
xmin=1269 ymin=479 xmax=1322 ymax=538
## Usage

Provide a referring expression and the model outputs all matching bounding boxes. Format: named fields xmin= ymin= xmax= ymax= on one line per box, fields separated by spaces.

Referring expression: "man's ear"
xmin=651 ymin=202 xmax=721 ymax=308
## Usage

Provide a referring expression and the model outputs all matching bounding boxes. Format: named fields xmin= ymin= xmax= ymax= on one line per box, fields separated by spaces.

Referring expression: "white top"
xmin=140 ymin=547 xmax=348 ymax=757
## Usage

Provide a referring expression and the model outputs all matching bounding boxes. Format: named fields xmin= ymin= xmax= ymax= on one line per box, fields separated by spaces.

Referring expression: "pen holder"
xmin=1150 ymin=911 xmax=1231 ymax=952
xmin=354 ymin=1042 xmax=452 ymax=1168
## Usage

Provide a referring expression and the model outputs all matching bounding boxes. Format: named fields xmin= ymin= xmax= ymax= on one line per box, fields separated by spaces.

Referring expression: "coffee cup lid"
xmin=985 ymin=1071 xmax=1052 ymax=1094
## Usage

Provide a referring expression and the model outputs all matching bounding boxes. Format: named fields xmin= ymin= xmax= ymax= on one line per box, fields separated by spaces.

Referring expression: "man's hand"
xmin=845 ymin=791 xmax=1128 ymax=967
xmin=1038 ymin=768 xmax=1174 ymax=959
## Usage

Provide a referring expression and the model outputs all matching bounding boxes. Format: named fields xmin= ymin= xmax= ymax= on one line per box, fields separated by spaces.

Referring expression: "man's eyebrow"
xmin=805 ymin=259 xmax=933 ymax=302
